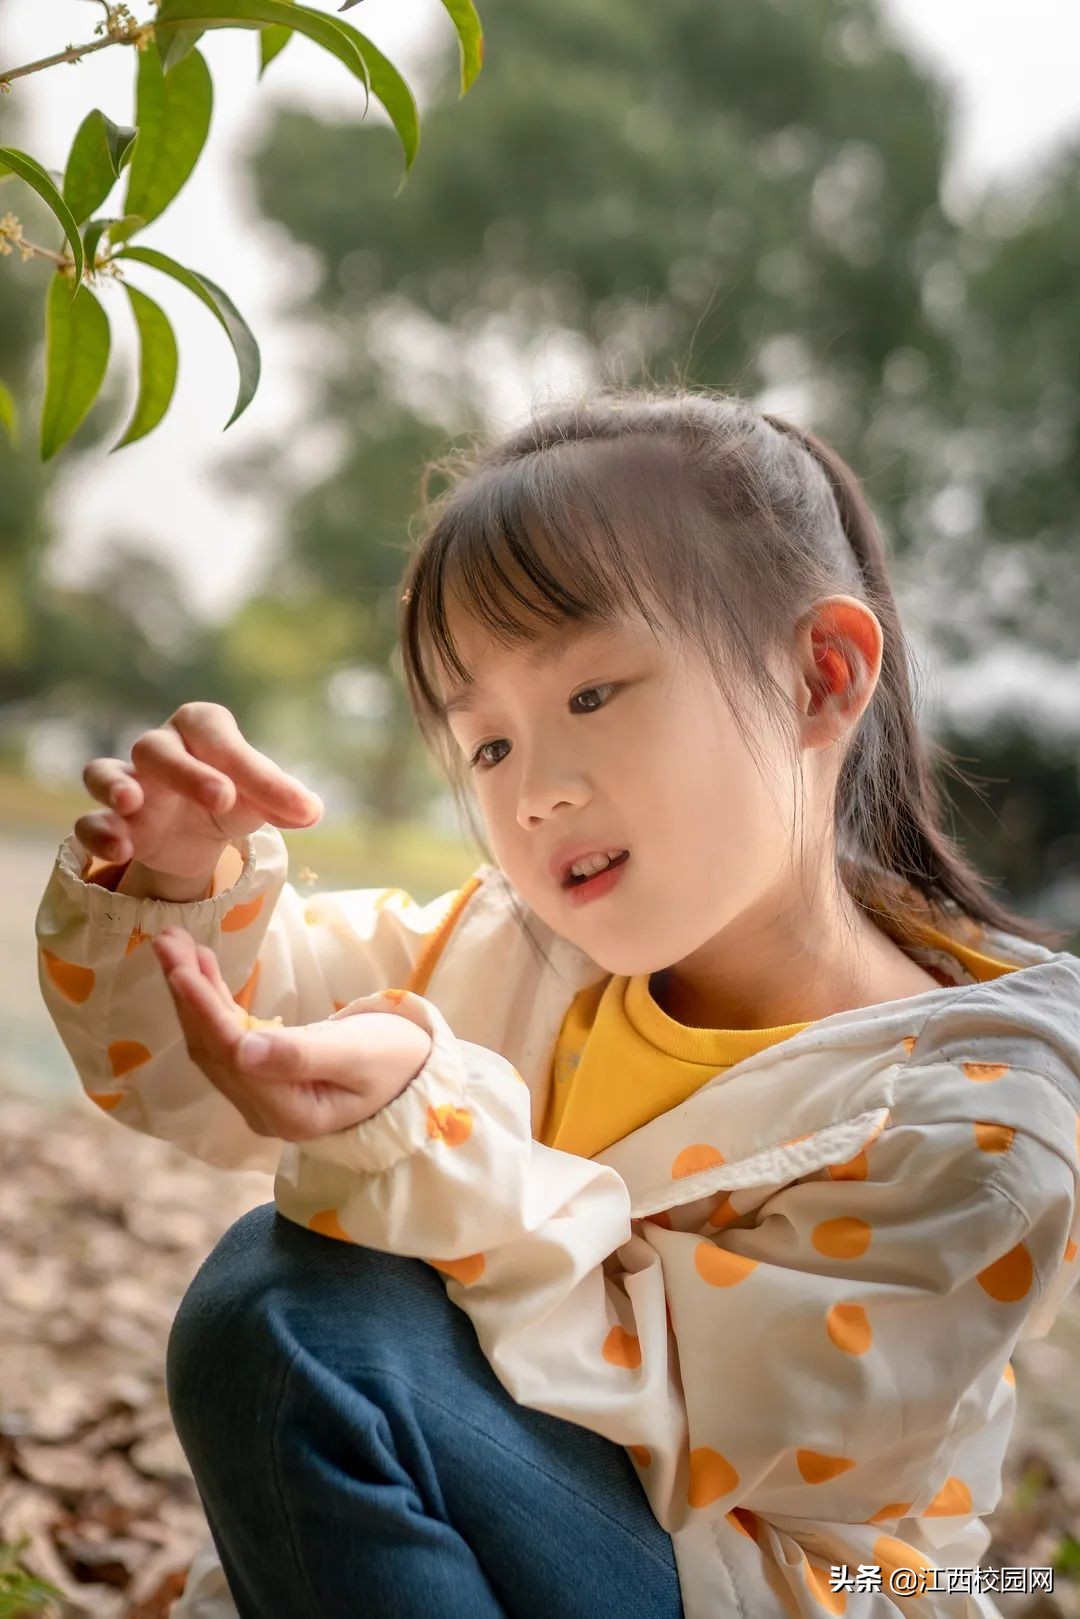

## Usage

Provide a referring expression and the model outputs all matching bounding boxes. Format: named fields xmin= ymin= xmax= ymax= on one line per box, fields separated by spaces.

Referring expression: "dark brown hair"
xmin=392 ymin=385 xmax=1068 ymax=968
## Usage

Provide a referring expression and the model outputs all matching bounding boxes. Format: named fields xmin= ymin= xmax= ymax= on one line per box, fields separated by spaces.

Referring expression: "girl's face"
xmin=439 ymin=601 xmax=811 ymax=983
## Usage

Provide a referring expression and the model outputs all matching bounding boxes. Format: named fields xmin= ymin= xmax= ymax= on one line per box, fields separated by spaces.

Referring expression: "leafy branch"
xmin=0 ymin=0 xmax=484 ymax=458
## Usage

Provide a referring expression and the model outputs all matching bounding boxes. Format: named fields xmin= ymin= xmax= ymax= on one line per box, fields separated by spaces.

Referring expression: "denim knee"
xmin=166 ymin=1202 xmax=277 ymax=1435
xmin=166 ymin=1201 xmax=451 ymax=1435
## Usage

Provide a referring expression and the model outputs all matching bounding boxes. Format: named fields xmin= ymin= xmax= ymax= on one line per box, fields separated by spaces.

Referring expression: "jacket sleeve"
xmin=35 ymin=823 xmax=477 ymax=1176
xmin=273 ymin=1024 xmax=1079 ymax=1540
xmin=273 ymin=986 xmax=692 ymax=1462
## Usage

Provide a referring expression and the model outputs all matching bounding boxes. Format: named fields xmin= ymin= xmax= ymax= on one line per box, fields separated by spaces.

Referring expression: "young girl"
xmin=36 ymin=387 xmax=1080 ymax=1619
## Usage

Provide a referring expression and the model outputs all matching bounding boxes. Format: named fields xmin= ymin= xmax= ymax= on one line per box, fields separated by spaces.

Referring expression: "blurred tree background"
xmin=4 ymin=0 xmax=1079 ymax=936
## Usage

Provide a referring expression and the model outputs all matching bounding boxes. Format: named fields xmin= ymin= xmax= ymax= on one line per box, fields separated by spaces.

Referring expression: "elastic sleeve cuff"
xmin=52 ymin=823 xmax=287 ymax=936
xmin=295 ymin=988 xmax=470 ymax=1175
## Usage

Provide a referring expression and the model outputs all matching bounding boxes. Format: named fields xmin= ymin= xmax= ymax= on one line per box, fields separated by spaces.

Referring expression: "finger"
xmin=167 ymin=964 xmax=245 ymax=1064
xmin=235 ymin=1016 xmax=380 ymax=1089
xmin=169 ymin=703 xmax=323 ymax=827
xmin=83 ymin=758 xmax=143 ymax=816
xmin=73 ymin=808 xmax=136 ymax=859
xmin=153 ymin=927 xmax=197 ymax=973
xmin=195 ymin=943 xmax=241 ymax=1013
xmin=131 ymin=726 xmax=250 ymax=815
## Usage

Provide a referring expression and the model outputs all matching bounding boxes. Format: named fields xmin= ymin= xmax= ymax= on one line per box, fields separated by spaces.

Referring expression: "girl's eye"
xmin=467 ymin=683 xmax=619 ymax=771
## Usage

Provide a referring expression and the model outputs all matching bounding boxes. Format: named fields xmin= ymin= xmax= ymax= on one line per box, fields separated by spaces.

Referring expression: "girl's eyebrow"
xmin=438 ymin=624 xmax=627 ymax=718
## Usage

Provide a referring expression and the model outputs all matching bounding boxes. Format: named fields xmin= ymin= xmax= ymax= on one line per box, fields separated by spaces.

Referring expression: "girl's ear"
xmin=800 ymin=595 xmax=883 ymax=728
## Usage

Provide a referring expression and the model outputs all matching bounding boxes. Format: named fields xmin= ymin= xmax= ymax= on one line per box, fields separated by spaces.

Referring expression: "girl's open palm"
xmin=150 ymin=927 xmax=432 ymax=1143
xmin=76 ymin=701 xmax=324 ymax=882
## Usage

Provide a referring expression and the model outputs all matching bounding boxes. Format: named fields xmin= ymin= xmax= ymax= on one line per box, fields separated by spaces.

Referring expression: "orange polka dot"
xmin=803 ymin=1558 xmax=847 ymax=1614
xmin=901 ymin=1036 xmax=917 ymax=1054
xmin=303 ymin=906 xmax=321 ymax=926
xmin=628 ymin=1444 xmax=651 ymax=1467
xmin=872 ymin=1534 xmax=934 ymax=1592
xmin=108 ymin=1040 xmax=152 ymax=1078
xmin=1065 ymin=1238 xmax=1077 ymax=1263
xmin=687 ymin=1447 xmax=739 ymax=1508
xmin=672 ymin=1143 xmax=725 ymax=1179
xmin=125 ymin=926 xmax=152 ymax=957
xmin=602 ymin=1325 xmax=642 ymax=1369
xmin=88 ymin=1091 xmax=125 ymax=1111
xmin=1003 ymin=1361 xmax=1016 ymax=1384
xmin=827 ymin=1148 xmax=868 ymax=1181
xmin=812 ymin=1216 xmax=872 ymax=1260
xmin=707 ymin=1194 xmax=739 ymax=1229
xmin=308 ymin=1209 xmax=354 ymax=1243
xmin=333 ymin=1000 xmax=346 ymax=1012
xmin=381 ymin=988 xmax=408 ymax=1005
xmin=426 ymin=1104 xmax=474 ymax=1147
xmin=865 ymin=1501 xmax=913 ymax=1524
xmin=694 ymin=1241 xmax=759 ymax=1286
xmin=429 ymin=1252 xmax=485 ymax=1285
xmin=974 ymin=1121 xmax=1015 ymax=1154
xmin=826 ymin=1302 xmax=872 ymax=1355
xmin=797 ymin=1449 xmax=857 ymax=1484
xmin=41 ymin=949 xmax=95 ymax=1005
xmin=221 ymin=893 xmax=265 ymax=932
xmin=922 ymin=1476 xmax=972 ymax=1517
xmin=233 ymin=959 xmax=260 ymax=1013
xmin=727 ymin=1507 xmax=759 ymax=1541
xmin=977 ymin=1241 xmax=1033 ymax=1302
xmin=962 ymin=1061 xmax=1009 ymax=1083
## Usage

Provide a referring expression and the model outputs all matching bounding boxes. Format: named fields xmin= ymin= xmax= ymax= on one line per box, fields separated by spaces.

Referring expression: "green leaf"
xmin=154 ymin=1 xmax=370 ymax=113
xmin=158 ymin=27 xmax=207 ymax=72
xmin=0 ymin=381 xmax=18 ymax=446
xmin=112 ymin=284 xmax=179 ymax=450
xmin=439 ymin=0 xmax=483 ymax=96
xmin=116 ymin=245 xmax=260 ymax=428
xmin=84 ymin=214 xmax=146 ymax=263
xmin=253 ymin=0 xmax=416 ymax=184
xmin=124 ymin=42 xmax=213 ymax=233
xmin=258 ymin=0 xmax=294 ymax=75
xmin=40 ymin=277 xmax=110 ymax=461
xmin=324 ymin=15 xmax=420 ymax=193
xmin=63 ymin=110 xmax=138 ymax=226
xmin=0 ymin=146 xmax=85 ymax=289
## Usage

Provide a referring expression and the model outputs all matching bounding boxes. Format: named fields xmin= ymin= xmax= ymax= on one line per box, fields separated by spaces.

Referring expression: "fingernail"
xmin=239 ymin=1033 xmax=273 ymax=1067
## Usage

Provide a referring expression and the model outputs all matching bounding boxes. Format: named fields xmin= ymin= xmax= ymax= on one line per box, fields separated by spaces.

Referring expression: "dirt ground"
xmin=1 ymin=1089 xmax=1079 ymax=1619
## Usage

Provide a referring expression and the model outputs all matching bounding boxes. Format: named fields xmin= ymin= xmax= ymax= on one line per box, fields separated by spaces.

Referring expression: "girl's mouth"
xmin=562 ymin=850 xmax=630 ymax=905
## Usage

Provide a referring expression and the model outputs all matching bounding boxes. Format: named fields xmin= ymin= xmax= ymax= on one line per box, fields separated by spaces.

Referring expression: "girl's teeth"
xmin=569 ymin=851 xmax=621 ymax=878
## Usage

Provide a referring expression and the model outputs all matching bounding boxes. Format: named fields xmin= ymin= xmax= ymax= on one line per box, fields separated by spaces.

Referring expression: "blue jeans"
xmin=166 ymin=1203 xmax=684 ymax=1619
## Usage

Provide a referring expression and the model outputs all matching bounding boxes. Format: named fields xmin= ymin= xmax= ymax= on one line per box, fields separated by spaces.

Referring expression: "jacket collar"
xmin=421 ymin=864 xmax=1080 ymax=1217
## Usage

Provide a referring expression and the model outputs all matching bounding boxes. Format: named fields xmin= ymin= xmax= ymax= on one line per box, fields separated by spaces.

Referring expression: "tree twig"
xmin=0 ymin=14 xmax=153 ymax=91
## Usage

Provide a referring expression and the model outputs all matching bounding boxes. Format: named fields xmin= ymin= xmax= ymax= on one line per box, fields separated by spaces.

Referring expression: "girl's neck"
xmin=648 ymin=911 xmax=944 ymax=1032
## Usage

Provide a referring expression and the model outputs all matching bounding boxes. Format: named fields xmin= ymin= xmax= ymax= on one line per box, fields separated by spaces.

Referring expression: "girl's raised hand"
xmin=76 ymin=701 xmax=324 ymax=884
xmin=151 ymin=928 xmax=433 ymax=1143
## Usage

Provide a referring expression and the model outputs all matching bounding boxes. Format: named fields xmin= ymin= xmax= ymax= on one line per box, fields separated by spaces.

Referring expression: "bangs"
xmin=408 ymin=433 xmax=691 ymax=720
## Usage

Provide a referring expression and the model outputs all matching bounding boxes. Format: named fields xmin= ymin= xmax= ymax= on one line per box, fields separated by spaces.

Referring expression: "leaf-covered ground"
xmin=0 ymin=1094 xmax=272 ymax=1618
xmin=1 ymin=1090 xmax=1079 ymax=1618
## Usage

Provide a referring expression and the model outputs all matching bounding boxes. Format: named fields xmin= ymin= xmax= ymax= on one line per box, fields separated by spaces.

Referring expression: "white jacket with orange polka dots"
xmin=35 ymin=824 xmax=1080 ymax=1619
